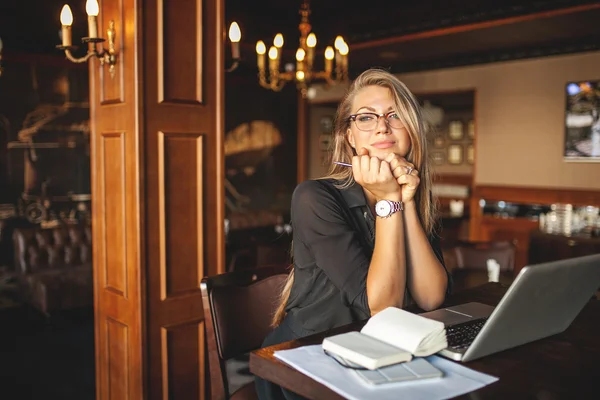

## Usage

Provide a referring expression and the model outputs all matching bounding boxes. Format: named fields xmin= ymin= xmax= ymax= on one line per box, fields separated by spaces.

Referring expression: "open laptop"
xmin=420 ymin=253 xmax=600 ymax=362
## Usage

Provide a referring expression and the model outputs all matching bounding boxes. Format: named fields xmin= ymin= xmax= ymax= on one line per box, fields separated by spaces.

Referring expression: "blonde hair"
xmin=272 ymin=68 xmax=438 ymax=327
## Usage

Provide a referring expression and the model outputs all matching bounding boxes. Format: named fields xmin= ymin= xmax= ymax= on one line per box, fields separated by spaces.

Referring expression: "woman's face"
xmin=346 ymin=85 xmax=411 ymax=160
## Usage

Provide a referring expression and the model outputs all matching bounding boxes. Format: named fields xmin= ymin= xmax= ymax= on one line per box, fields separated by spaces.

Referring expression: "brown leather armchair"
xmin=13 ymin=223 xmax=93 ymax=315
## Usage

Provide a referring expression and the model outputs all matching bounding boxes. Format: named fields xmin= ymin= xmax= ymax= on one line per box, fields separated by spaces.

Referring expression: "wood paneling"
xmin=100 ymin=0 xmax=125 ymax=104
xmin=101 ymin=133 xmax=127 ymax=297
xmin=158 ymin=0 xmax=203 ymax=104
xmin=158 ymin=132 xmax=205 ymax=299
xmin=160 ymin=322 xmax=205 ymax=399
xmin=91 ymin=0 xmax=224 ymax=398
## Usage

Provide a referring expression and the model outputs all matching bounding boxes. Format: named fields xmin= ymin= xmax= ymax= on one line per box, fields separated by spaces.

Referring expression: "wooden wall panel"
xmin=100 ymin=0 xmax=125 ymax=104
xmin=158 ymin=0 xmax=203 ymax=104
xmin=160 ymin=322 xmax=205 ymax=399
xmin=158 ymin=132 xmax=205 ymax=299
xmin=107 ymin=318 xmax=130 ymax=399
xmin=101 ymin=133 xmax=127 ymax=297
xmin=92 ymin=0 xmax=145 ymax=398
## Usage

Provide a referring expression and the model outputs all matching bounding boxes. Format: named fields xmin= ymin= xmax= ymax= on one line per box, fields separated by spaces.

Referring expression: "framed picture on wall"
xmin=468 ymin=120 xmax=475 ymax=138
xmin=432 ymin=151 xmax=445 ymax=165
xmin=564 ymin=80 xmax=600 ymax=162
xmin=448 ymin=144 xmax=463 ymax=164
xmin=448 ymin=120 xmax=464 ymax=140
xmin=433 ymin=135 xmax=445 ymax=148
xmin=467 ymin=144 xmax=475 ymax=164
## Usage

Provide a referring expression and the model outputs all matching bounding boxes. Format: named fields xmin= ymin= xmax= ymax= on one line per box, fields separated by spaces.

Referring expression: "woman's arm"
xmin=402 ymin=200 xmax=448 ymax=311
xmin=352 ymin=150 xmax=409 ymax=315
xmin=367 ymin=195 xmax=407 ymax=314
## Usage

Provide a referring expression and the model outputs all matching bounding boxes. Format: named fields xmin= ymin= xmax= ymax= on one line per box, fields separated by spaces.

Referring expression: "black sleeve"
xmin=428 ymin=229 xmax=453 ymax=297
xmin=291 ymin=180 xmax=370 ymax=315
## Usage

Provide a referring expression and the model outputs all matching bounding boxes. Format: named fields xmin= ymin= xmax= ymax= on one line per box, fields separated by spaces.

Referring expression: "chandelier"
xmin=255 ymin=0 xmax=349 ymax=97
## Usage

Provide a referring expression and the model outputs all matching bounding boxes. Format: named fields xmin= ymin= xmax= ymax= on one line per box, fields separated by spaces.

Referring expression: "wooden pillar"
xmin=89 ymin=0 xmax=225 ymax=398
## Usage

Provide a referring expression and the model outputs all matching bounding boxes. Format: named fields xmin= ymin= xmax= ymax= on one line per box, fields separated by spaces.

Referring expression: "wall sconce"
xmin=227 ymin=22 xmax=241 ymax=72
xmin=56 ymin=0 xmax=118 ymax=78
xmin=0 ymin=36 xmax=3 ymax=77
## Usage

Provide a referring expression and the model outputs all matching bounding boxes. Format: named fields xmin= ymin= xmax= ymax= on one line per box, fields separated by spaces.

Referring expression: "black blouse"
xmin=284 ymin=178 xmax=449 ymax=336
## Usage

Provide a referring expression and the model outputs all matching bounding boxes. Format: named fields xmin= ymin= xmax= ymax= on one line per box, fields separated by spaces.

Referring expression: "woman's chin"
xmin=370 ymin=149 xmax=406 ymax=160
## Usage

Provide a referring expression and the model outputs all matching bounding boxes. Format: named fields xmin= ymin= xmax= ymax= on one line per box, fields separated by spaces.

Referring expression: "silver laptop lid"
xmin=462 ymin=253 xmax=600 ymax=362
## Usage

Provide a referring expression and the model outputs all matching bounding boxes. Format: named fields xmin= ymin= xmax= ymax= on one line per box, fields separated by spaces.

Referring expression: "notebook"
xmin=322 ymin=307 xmax=447 ymax=370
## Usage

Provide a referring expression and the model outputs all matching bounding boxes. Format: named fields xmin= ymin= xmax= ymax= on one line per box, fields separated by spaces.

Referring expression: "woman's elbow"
xmin=418 ymin=294 xmax=444 ymax=312
xmin=416 ymin=283 xmax=447 ymax=311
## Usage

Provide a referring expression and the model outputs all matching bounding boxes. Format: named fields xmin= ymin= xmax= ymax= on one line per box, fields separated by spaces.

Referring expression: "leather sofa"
xmin=13 ymin=223 xmax=93 ymax=315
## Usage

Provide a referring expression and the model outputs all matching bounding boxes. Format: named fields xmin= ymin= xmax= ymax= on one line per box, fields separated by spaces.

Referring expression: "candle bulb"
xmin=339 ymin=42 xmax=349 ymax=80
xmin=228 ymin=22 xmax=241 ymax=59
xmin=306 ymin=33 xmax=316 ymax=70
xmin=256 ymin=41 xmax=266 ymax=71
xmin=268 ymin=46 xmax=278 ymax=71
xmin=60 ymin=4 xmax=73 ymax=47
xmin=324 ymin=46 xmax=334 ymax=74
xmin=273 ymin=33 xmax=284 ymax=48
xmin=296 ymin=48 xmax=305 ymax=75
xmin=334 ymin=36 xmax=344 ymax=80
xmin=86 ymin=0 xmax=99 ymax=39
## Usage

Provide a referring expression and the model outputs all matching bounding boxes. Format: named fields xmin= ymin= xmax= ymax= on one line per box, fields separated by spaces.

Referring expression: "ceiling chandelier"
xmin=255 ymin=0 xmax=349 ymax=97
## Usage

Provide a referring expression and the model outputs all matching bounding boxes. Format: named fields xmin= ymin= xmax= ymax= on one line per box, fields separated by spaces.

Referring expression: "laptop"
xmin=420 ymin=253 xmax=600 ymax=362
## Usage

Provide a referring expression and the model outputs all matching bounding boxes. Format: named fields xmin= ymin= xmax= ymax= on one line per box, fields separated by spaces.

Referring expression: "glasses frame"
xmin=348 ymin=111 xmax=403 ymax=132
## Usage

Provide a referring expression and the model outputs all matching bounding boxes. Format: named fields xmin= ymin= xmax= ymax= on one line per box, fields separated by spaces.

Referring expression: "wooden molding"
xmin=472 ymin=184 xmax=600 ymax=207
xmin=433 ymin=173 xmax=473 ymax=187
xmin=350 ymin=3 xmax=600 ymax=50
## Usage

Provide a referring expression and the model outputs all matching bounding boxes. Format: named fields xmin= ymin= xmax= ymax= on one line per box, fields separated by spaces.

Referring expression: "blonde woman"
xmin=256 ymin=68 xmax=451 ymax=400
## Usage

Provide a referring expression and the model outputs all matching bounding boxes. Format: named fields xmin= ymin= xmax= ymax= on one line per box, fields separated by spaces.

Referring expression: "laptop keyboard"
xmin=446 ymin=318 xmax=488 ymax=349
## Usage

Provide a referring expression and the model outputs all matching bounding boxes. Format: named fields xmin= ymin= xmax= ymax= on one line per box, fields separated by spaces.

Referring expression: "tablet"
xmin=353 ymin=358 xmax=443 ymax=385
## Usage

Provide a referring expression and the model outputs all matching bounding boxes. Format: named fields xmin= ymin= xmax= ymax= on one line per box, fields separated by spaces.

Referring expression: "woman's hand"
xmin=352 ymin=148 xmax=402 ymax=201
xmin=386 ymin=153 xmax=420 ymax=204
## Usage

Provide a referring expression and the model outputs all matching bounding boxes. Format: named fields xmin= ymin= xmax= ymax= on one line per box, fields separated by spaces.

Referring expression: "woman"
xmin=255 ymin=68 xmax=451 ymax=400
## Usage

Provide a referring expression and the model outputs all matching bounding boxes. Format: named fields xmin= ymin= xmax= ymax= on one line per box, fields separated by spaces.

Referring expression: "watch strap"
xmin=377 ymin=199 xmax=404 ymax=218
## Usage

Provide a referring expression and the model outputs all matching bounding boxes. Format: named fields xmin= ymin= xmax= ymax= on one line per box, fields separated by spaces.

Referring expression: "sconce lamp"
xmin=227 ymin=22 xmax=241 ymax=72
xmin=0 ymin=36 xmax=3 ymax=77
xmin=56 ymin=0 xmax=118 ymax=78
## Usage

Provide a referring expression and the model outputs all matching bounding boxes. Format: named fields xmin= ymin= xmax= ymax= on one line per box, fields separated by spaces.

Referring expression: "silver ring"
xmin=406 ymin=166 xmax=413 ymax=175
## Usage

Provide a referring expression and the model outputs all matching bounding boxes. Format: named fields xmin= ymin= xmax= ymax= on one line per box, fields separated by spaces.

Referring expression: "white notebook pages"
xmin=322 ymin=307 xmax=447 ymax=370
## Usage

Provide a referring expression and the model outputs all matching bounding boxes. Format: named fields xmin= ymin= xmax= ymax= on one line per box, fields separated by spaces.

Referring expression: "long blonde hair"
xmin=271 ymin=68 xmax=438 ymax=327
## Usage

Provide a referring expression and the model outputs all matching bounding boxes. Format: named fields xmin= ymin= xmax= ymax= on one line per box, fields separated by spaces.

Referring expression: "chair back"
xmin=201 ymin=265 xmax=289 ymax=400
xmin=454 ymin=240 xmax=516 ymax=272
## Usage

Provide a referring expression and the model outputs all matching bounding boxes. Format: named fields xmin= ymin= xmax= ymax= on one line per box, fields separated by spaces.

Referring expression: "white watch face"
xmin=375 ymin=200 xmax=392 ymax=217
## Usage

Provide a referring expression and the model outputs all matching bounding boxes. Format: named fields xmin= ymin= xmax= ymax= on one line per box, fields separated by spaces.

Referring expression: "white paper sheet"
xmin=274 ymin=345 xmax=498 ymax=400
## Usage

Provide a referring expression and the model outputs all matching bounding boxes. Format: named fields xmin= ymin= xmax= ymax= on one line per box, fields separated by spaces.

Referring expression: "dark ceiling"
xmin=228 ymin=0 xmax=600 ymax=75
xmin=1 ymin=0 xmax=599 ymax=75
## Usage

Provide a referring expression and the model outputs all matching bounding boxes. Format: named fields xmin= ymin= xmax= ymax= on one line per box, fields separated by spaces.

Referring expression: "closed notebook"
xmin=322 ymin=306 xmax=447 ymax=370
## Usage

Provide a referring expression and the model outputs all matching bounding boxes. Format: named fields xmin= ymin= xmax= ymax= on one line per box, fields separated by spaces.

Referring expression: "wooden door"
xmin=90 ymin=0 xmax=224 ymax=398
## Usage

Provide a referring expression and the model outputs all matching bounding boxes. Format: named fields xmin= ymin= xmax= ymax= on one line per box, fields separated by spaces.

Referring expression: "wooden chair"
xmin=451 ymin=240 xmax=516 ymax=292
xmin=201 ymin=265 xmax=289 ymax=400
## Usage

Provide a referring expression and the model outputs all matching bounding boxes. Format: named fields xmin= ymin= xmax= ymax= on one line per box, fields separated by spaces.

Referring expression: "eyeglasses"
xmin=349 ymin=111 xmax=404 ymax=131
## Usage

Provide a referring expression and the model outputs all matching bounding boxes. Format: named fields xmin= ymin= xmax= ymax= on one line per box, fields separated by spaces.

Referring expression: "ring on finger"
xmin=405 ymin=166 xmax=414 ymax=175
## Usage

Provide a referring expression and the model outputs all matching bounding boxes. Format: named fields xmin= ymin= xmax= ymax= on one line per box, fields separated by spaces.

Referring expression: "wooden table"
xmin=250 ymin=283 xmax=600 ymax=399
xmin=450 ymin=269 xmax=514 ymax=293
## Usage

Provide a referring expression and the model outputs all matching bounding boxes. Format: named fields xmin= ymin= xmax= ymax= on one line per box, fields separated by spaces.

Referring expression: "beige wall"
xmin=309 ymin=51 xmax=600 ymax=190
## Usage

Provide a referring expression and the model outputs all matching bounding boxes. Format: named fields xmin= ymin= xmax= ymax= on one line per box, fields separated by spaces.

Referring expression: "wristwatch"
xmin=375 ymin=199 xmax=403 ymax=218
